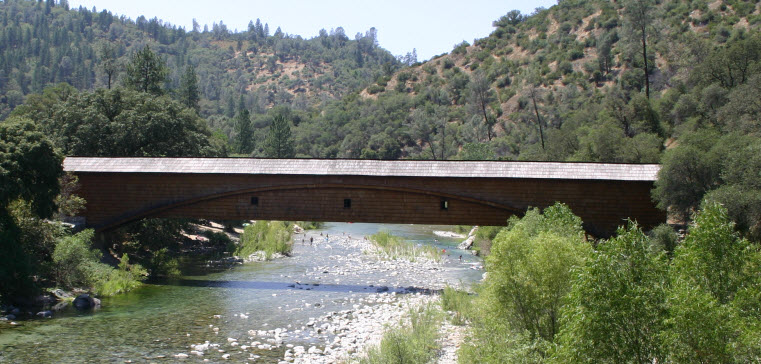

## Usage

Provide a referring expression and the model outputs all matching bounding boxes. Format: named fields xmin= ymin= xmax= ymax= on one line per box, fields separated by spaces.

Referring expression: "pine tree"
xmin=124 ymin=45 xmax=167 ymax=95
xmin=178 ymin=64 xmax=200 ymax=111
xmin=234 ymin=108 xmax=253 ymax=154
xmin=264 ymin=114 xmax=294 ymax=158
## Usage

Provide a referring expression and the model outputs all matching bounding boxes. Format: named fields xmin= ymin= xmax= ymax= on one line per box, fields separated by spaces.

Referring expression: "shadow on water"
xmin=154 ymin=278 xmax=441 ymax=295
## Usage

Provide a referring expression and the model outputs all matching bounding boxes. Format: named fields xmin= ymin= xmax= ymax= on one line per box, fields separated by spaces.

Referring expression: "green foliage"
xmin=653 ymin=131 xmax=761 ymax=234
xmin=236 ymin=221 xmax=292 ymax=259
xmin=14 ymin=86 xmax=225 ymax=158
xmin=234 ymin=108 xmax=254 ymax=154
xmin=485 ymin=203 xmax=590 ymax=342
xmin=178 ymin=64 xmax=200 ymax=112
xmin=124 ymin=45 xmax=168 ymax=95
xmin=264 ymin=114 xmax=295 ymax=158
xmin=92 ymin=254 xmax=147 ymax=296
xmin=147 ymin=247 xmax=181 ymax=278
xmin=460 ymin=292 xmax=549 ymax=363
xmin=440 ymin=286 xmax=472 ymax=326
xmin=555 ymin=223 xmax=668 ymax=363
xmin=648 ymin=223 xmax=678 ymax=257
xmin=0 ymin=117 xmax=63 ymax=219
xmin=52 ymin=231 xmax=147 ymax=295
xmin=202 ymin=230 xmax=235 ymax=251
xmin=51 ymin=229 xmax=100 ymax=288
xmin=361 ymin=305 xmax=441 ymax=364
xmin=0 ymin=118 xmax=62 ymax=298
xmin=368 ymin=231 xmax=441 ymax=262
xmin=662 ymin=202 xmax=761 ymax=362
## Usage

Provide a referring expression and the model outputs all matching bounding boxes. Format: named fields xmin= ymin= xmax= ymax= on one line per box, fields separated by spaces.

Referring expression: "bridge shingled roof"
xmin=63 ymin=157 xmax=660 ymax=181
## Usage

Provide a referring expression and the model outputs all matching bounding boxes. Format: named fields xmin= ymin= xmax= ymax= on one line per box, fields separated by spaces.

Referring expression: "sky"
xmin=67 ymin=0 xmax=557 ymax=61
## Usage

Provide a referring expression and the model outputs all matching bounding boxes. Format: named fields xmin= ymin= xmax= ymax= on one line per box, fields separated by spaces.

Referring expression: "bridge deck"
xmin=63 ymin=157 xmax=659 ymax=181
xmin=63 ymin=157 xmax=665 ymax=236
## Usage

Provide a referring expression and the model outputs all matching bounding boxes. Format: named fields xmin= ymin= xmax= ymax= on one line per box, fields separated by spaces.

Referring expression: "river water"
xmin=0 ymin=223 xmax=484 ymax=363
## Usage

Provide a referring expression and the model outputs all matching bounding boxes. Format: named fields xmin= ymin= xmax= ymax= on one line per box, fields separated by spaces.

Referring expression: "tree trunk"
xmin=530 ymin=88 xmax=545 ymax=150
xmin=641 ymin=20 xmax=650 ymax=99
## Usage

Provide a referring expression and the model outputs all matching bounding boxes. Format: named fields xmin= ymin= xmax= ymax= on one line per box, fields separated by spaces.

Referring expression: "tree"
xmin=99 ymin=42 xmax=118 ymax=89
xmin=0 ymin=117 xmax=63 ymax=219
xmin=12 ymin=87 xmax=225 ymax=158
xmin=468 ymin=70 xmax=497 ymax=141
xmin=0 ymin=117 xmax=63 ymax=297
xmin=485 ymin=203 xmax=590 ymax=342
xmin=663 ymin=203 xmax=761 ymax=362
xmin=556 ymin=223 xmax=668 ymax=363
xmin=528 ymin=84 xmax=546 ymax=150
xmin=494 ymin=10 xmax=525 ymax=27
xmin=698 ymin=36 xmax=761 ymax=89
xmin=234 ymin=107 xmax=253 ymax=154
xmin=264 ymin=114 xmax=294 ymax=158
xmin=624 ymin=0 xmax=655 ymax=99
xmin=178 ymin=64 xmax=200 ymax=112
xmin=124 ymin=45 xmax=167 ymax=95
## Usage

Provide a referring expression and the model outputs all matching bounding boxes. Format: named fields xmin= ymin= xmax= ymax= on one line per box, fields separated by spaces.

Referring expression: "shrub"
xmin=662 ymin=202 xmax=761 ymax=362
xmin=441 ymin=286 xmax=472 ymax=325
xmin=485 ymin=203 xmax=590 ymax=342
xmin=92 ymin=254 xmax=147 ymax=296
xmin=367 ymin=84 xmax=385 ymax=95
xmin=555 ymin=223 xmax=668 ymax=363
xmin=236 ymin=221 xmax=292 ymax=259
xmin=361 ymin=305 xmax=441 ymax=364
xmin=368 ymin=231 xmax=441 ymax=262
xmin=52 ymin=229 xmax=100 ymax=289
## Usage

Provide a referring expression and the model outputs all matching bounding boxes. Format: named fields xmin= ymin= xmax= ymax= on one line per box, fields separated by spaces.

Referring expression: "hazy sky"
xmin=67 ymin=0 xmax=557 ymax=61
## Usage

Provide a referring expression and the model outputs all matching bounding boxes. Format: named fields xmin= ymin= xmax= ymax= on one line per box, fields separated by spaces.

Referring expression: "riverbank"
xmin=0 ymin=223 xmax=482 ymax=363
xmin=173 ymin=229 xmax=480 ymax=363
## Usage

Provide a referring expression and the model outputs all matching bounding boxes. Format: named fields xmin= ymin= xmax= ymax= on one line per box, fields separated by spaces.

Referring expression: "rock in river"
xmin=72 ymin=294 xmax=101 ymax=310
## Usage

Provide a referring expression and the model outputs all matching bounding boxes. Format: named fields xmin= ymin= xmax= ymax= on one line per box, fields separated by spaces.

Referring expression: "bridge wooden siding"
xmin=63 ymin=158 xmax=665 ymax=237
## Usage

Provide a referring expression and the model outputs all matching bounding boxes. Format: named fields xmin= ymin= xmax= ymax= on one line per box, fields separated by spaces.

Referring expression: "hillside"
xmin=3 ymin=0 xmax=761 ymax=162
xmin=348 ymin=0 xmax=761 ymax=161
xmin=0 ymin=0 xmax=399 ymax=124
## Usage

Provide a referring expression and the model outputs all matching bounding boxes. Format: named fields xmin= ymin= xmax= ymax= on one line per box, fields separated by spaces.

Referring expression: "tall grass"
xmin=360 ymin=304 xmax=442 ymax=364
xmin=92 ymin=254 xmax=148 ymax=296
xmin=368 ymin=231 xmax=442 ymax=262
xmin=441 ymin=286 xmax=473 ymax=326
xmin=236 ymin=221 xmax=292 ymax=259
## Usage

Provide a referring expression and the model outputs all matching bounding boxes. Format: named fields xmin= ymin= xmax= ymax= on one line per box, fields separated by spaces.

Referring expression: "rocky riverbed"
xmin=173 ymin=230 xmax=481 ymax=363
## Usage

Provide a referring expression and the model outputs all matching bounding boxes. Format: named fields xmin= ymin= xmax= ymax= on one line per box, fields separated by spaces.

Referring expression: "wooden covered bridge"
xmin=63 ymin=157 xmax=665 ymax=237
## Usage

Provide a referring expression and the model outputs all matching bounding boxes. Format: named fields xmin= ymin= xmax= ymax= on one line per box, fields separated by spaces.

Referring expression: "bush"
xmin=52 ymin=229 xmax=100 ymax=289
xmin=202 ymin=230 xmax=235 ymax=252
xmin=648 ymin=223 xmax=679 ymax=257
xmin=555 ymin=223 xmax=668 ymax=363
xmin=441 ymin=286 xmax=472 ymax=325
xmin=236 ymin=221 xmax=292 ymax=259
xmin=485 ymin=203 xmax=590 ymax=342
xmin=368 ymin=231 xmax=441 ymax=262
xmin=662 ymin=202 xmax=761 ymax=362
xmin=92 ymin=254 xmax=147 ymax=296
xmin=361 ymin=305 xmax=441 ymax=364
xmin=367 ymin=84 xmax=385 ymax=94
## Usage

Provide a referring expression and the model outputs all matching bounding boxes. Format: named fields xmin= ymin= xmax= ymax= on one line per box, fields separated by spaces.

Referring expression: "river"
xmin=0 ymin=223 xmax=484 ymax=363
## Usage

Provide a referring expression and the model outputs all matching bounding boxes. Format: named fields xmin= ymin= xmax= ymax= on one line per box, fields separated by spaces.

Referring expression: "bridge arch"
xmin=65 ymin=157 xmax=666 ymax=236
xmin=98 ymin=183 xmax=525 ymax=232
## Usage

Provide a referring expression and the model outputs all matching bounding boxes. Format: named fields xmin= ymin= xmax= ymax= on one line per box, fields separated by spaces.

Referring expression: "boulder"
xmin=72 ymin=294 xmax=100 ymax=310
xmin=457 ymin=235 xmax=476 ymax=250
xmin=36 ymin=310 xmax=53 ymax=318
xmin=457 ymin=226 xmax=479 ymax=250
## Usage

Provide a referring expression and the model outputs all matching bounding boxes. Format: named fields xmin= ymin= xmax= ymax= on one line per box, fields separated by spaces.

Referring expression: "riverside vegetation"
xmin=1 ymin=0 xmax=761 ymax=360
xmin=368 ymin=231 xmax=442 ymax=262
xmin=437 ymin=202 xmax=761 ymax=363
